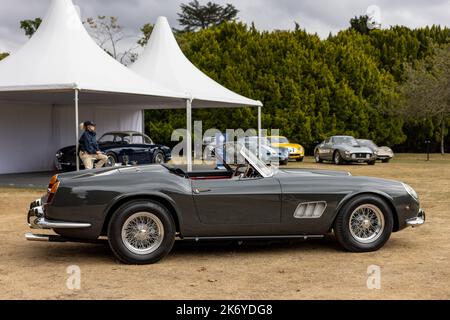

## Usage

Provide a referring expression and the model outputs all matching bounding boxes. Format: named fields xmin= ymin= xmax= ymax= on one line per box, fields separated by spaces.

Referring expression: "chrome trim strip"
xmin=184 ymin=235 xmax=325 ymax=241
xmin=28 ymin=205 xmax=91 ymax=229
xmin=32 ymin=218 xmax=92 ymax=229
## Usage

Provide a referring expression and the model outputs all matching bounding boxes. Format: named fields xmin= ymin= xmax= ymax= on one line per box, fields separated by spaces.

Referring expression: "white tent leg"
xmin=258 ymin=106 xmax=262 ymax=158
xmin=186 ymin=99 xmax=192 ymax=172
xmin=141 ymin=109 xmax=145 ymax=134
xmin=75 ymin=89 xmax=80 ymax=171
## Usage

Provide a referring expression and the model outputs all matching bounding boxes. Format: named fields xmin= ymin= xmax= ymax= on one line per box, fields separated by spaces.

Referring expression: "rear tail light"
xmin=46 ymin=176 xmax=60 ymax=204
xmin=47 ymin=175 xmax=58 ymax=191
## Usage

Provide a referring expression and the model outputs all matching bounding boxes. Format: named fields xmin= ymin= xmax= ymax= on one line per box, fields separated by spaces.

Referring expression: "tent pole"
xmin=75 ymin=89 xmax=80 ymax=171
xmin=186 ymin=98 xmax=192 ymax=172
xmin=141 ymin=109 xmax=145 ymax=135
xmin=258 ymin=106 xmax=262 ymax=158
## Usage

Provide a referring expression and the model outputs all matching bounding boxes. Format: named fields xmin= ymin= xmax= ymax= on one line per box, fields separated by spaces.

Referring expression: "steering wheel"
xmin=233 ymin=164 xmax=248 ymax=177
xmin=244 ymin=166 xmax=254 ymax=178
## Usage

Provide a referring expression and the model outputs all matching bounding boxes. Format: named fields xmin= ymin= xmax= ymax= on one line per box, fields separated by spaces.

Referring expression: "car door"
xmin=191 ymin=176 xmax=282 ymax=233
xmin=319 ymin=138 xmax=332 ymax=160
xmin=128 ymin=134 xmax=151 ymax=164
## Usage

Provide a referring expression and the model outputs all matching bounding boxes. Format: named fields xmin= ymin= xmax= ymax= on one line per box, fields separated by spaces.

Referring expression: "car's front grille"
xmin=353 ymin=153 xmax=370 ymax=159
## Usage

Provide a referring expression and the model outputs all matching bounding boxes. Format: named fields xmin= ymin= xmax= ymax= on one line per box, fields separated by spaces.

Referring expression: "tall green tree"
xmin=399 ymin=44 xmax=450 ymax=154
xmin=20 ymin=18 xmax=42 ymax=38
xmin=349 ymin=15 xmax=370 ymax=34
xmin=178 ymin=0 xmax=239 ymax=31
xmin=138 ymin=23 xmax=154 ymax=47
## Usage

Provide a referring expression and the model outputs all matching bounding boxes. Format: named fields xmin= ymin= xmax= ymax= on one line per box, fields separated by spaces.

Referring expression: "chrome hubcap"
xmin=349 ymin=204 xmax=385 ymax=243
xmin=155 ymin=153 xmax=164 ymax=164
xmin=107 ymin=156 xmax=116 ymax=166
xmin=121 ymin=212 xmax=164 ymax=255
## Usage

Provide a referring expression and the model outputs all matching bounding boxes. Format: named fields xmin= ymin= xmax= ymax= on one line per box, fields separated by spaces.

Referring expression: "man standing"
xmin=78 ymin=121 xmax=108 ymax=169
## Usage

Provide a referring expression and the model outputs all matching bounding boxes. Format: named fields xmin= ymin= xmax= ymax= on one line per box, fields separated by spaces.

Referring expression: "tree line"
xmin=1 ymin=2 xmax=449 ymax=154
xmin=145 ymin=19 xmax=449 ymax=154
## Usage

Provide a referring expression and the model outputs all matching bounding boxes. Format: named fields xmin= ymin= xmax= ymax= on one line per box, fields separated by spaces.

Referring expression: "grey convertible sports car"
xmin=357 ymin=139 xmax=394 ymax=163
xmin=26 ymin=143 xmax=425 ymax=264
xmin=314 ymin=135 xmax=377 ymax=165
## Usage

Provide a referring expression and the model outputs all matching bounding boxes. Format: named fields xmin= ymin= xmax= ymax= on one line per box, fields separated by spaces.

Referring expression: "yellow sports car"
xmin=267 ymin=136 xmax=305 ymax=162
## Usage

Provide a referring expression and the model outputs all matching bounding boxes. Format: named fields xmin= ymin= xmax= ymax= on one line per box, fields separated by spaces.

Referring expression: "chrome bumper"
xmin=406 ymin=209 xmax=426 ymax=227
xmin=27 ymin=204 xmax=91 ymax=230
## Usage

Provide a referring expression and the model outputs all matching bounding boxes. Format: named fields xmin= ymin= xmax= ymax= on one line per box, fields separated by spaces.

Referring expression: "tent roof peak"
xmin=0 ymin=0 xmax=186 ymax=101
xmin=130 ymin=16 xmax=262 ymax=108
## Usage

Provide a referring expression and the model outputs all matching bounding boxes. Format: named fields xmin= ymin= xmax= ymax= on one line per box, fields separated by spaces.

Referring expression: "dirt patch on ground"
xmin=0 ymin=154 xmax=449 ymax=299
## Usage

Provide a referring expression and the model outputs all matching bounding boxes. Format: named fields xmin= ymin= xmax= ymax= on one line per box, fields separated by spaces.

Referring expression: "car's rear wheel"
xmin=280 ymin=159 xmax=288 ymax=165
xmin=314 ymin=151 xmax=323 ymax=163
xmin=333 ymin=195 xmax=393 ymax=252
xmin=368 ymin=160 xmax=376 ymax=165
xmin=296 ymin=157 xmax=304 ymax=162
xmin=333 ymin=151 xmax=343 ymax=165
xmin=153 ymin=151 xmax=165 ymax=164
xmin=107 ymin=200 xmax=175 ymax=264
xmin=106 ymin=152 xmax=117 ymax=167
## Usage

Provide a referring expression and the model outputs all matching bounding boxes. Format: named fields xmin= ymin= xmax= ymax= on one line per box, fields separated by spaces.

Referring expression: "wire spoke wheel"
xmin=349 ymin=204 xmax=385 ymax=244
xmin=121 ymin=212 xmax=164 ymax=255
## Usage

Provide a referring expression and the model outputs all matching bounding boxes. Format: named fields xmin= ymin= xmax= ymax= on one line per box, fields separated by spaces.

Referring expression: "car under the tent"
xmin=54 ymin=131 xmax=171 ymax=171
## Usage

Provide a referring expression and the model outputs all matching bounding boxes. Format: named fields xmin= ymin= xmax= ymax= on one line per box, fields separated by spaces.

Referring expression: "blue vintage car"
xmin=55 ymin=131 xmax=171 ymax=171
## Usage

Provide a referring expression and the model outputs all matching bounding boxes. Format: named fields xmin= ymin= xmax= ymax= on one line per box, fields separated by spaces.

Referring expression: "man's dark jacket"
xmin=79 ymin=131 xmax=100 ymax=154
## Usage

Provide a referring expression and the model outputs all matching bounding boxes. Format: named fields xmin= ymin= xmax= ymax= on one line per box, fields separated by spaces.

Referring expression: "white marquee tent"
xmin=130 ymin=17 xmax=263 ymax=170
xmin=0 ymin=1 xmax=263 ymax=174
xmin=0 ymin=0 xmax=187 ymax=174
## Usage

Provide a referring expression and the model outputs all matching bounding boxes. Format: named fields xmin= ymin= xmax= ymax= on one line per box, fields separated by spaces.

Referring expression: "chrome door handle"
xmin=193 ymin=188 xmax=211 ymax=194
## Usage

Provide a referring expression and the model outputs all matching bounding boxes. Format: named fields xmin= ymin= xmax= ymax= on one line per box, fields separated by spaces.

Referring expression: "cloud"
xmin=0 ymin=0 xmax=449 ymax=53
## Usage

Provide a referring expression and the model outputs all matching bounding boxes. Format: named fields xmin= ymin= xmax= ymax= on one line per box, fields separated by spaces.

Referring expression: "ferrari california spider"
xmin=26 ymin=143 xmax=425 ymax=264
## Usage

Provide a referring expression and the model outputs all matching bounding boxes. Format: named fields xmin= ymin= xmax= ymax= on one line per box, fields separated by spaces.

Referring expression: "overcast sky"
xmin=0 ymin=0 xmax=449 ymax=53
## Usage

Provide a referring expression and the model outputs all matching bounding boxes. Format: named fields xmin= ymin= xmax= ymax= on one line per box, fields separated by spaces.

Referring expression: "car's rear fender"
xmin=101 ymin=192 xmax=183 ymax=236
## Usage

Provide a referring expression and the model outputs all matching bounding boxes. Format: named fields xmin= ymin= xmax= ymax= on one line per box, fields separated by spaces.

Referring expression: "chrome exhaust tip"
xmin=25 ymin=233 xmax=49 ymax=242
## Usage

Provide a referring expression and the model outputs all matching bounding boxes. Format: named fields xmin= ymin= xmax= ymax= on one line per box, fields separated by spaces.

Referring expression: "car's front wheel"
xmin=314 ymin=151 xmax=323 ymax=163
xmin=333 ymin=195 xmax=393 ymax=252
xmin=107 ymin=200 xmax=176 ymax=264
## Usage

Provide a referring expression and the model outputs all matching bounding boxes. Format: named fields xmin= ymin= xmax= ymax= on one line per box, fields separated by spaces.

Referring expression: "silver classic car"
xmin=314 ymin=136 xmax=377 ymax=165
xmin=357 ymin=139 xmax=394 ymax=163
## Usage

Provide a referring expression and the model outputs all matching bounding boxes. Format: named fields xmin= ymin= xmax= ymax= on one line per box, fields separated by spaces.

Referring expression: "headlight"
xmin=402 ymin=183 xmax=418 ymax=200
xmin=374 ymin=149 xmax=379 ymax=155
xmin=56 ymin=151 xmax=63 ymax=158
xmin=344 ymin=150 xmax=350 ymax=155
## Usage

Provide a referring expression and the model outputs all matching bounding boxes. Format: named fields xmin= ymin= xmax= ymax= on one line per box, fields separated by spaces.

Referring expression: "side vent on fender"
xmin=293 ymin=201 xmax=327 ymax=219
